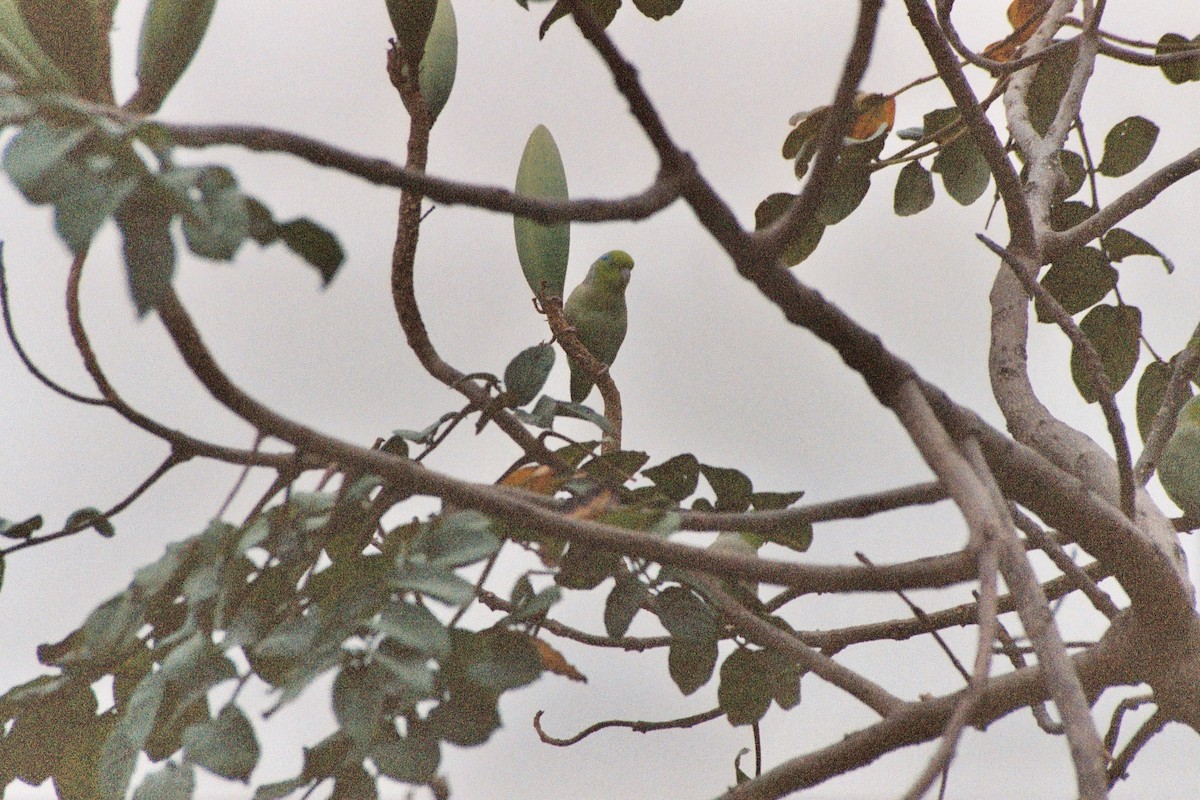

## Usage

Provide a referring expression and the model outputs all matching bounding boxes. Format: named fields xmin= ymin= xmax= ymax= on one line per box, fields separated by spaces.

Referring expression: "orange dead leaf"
xmin=501 ymin=464 xmax=561 ymax=494
xmin=848 ymin=93 xmax=895 ymax=140
xmin=535 ymin=638 xmax=588 ymax=683
xmin=984 ymin=0 xmax=1049 ymax=62
xmin=566 ymin=487 xmax=616 ymax=520
xmin=1007 ymin=0 xmax=1048 ymax=32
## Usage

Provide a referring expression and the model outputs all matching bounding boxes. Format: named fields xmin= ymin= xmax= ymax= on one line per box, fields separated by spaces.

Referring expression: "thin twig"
xmin=692 ymin=572 xmax=908 ymax=719
xmin=0 ymin=245 xmax=105 ymax=405
xmin=1011 ymin=507 xmax=1120 ymax=618
xmin=1106 ymin=708 xmax=1167 ymax=787
xmin=856 ymin=552 xmax=970 ymax=682
xmin=1 ymin=449 xmax=190 ymax=555
xmin=532 ymin=707 xmax=722 ymax=746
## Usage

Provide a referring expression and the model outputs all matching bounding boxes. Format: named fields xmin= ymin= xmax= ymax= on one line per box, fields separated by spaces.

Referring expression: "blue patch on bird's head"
xmin=592 ymin=250 xmax=634 ymax=290
xmin=599 ymin=250 xmax=634 ymax=272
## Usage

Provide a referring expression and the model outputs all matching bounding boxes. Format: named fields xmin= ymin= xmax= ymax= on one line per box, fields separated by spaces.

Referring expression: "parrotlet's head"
xmin=587 ymin=250 xmax=634 ymax=292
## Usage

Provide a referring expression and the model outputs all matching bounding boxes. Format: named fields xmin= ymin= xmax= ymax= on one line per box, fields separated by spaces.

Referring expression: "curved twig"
xmin=1 ymin=448 xmax=190 ymax=555
xmin=533 ymin=707 xmax=722 ymax=747
xmin=64 ymin=251 xmax=302 ymax=471
xmin=0 ymin=245 xmax=105 ymax=405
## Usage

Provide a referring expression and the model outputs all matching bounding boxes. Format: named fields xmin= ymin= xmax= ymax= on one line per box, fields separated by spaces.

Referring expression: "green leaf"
xmin=371 ymin=730 xmax=440 ymax=783
xmin=385 ymin=0 xmax=436 ymax=64
xmin=1097 ymin=116 xmax=1158 ymax=178
xmin=1070 ymin=304 xmax=1142 ymax=403
xmin=514 ymin=124 xmax=569 ymax=297
xmin=132 ymin=761 xmax=195 ymax=800
xmin=583 ymin=449 xmax=649 ymax=483
xmin=389 ymin=562 xmax=475 ymax=606
xmin=556 ymin=542 xmax=619 ymax=590
xmin=655 ymin=585 xmax=718 ymax=642
xmin=0 ymin=0 xmax=75 ymax=90
xmin=1056 ymin=150 xmax=1086 ymax=201
xmin=513 ymin=396 xmax=612 ymax=432
xmin=762 ymin=645 xmax=803 ymax=709
xmin=1136 ymin=360 xmax=1174 ymax=443
xmin=631 ymin=0 xmax=682 ymax=18
xmin=504 ymin=343 xmax=555 ymax=407
xmin=459 ymin=629 xmax=543 ymax=691
xmin=718 ymin=648 xmax=773 ymax=726
xmin=750 ymin=490 xmax=804 ymax=511
xmin=1026 ymin=40 xmax=1078 ymax=135
xmin=332 ymin=763 xmax=377 ymax=800
xmin=182 ymin=703 xmax=259 ymax=782
xmin=0 ymin=514 xmax=42 ymax=538
xmin=114 ymin=181 xmax=176 ymax=317
xmin=17 ymin=0 xmax=114 ymax=102
xmin=374 ymin=600 xmax=451 ymax=658
xmin=98 ymin=672 xmax=165 ymax=800
xmin=1050 ymin=200 xmax=1095 ymax=232
xmin=332 ymin=663 xmax=386 ymax=747
xmin=180 ymin=166 xmax=249 ymax=261
xmin=754 ymin=192 xmax=824 ymax=266
xmin=54 ymin=161 xmax=139 ymax=255
xmin=603 ymin=575 xmax=645 ymax=638
xmin=815 ymin=164 xmax=871 ymax=226
xmin=419 ymin=511 xmax=500 ymax=568
xmin=419 ymin=0 xmax=457 ymax=120
xmin=700 ymin=464 xmax=753 ymax=512
xmin=3 ymin=120 xmax=89 ymax=204
xmin=1036 ymin=246 xmax=1116 ymax=320
xmin=425 ymin=690 xmax=501 ymax=746
xmin=1156 ymin=33 xmax=1200 ymax=84
xmin=255 ymin=778 xmax=308 ymax=800
xmin=1103 ymin=228 xmax=1174 ymax=273
xmin=893 ymin=160 xmax=934 ymax=216
xmin=932 ymin=133 xmax=990 ymax=206
xmin=643 ymin=452 xmax=700 ymax=502
xmin=538 ymin=0 xmax=620 ymax=39
xmin=133 ymin=0 xmax=218 ymax=113
xmin=668 ymin=636 xmax=718 ymax=696
xmin=65 ymin=506 xmax=115 ymax=538
xmin=278 ymin=218 xmax=344 ymax=285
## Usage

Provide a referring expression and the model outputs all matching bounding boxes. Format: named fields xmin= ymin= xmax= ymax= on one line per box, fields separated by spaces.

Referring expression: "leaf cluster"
xmin=0 ymin=484 xmax=551 ymax=799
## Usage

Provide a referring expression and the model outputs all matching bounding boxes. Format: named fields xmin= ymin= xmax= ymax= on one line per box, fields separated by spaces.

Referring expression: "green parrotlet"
xmin=563 ymin=250 xmax=634 ymax=403
xmin=1159 ymin=395 xmax=1200 ymax=519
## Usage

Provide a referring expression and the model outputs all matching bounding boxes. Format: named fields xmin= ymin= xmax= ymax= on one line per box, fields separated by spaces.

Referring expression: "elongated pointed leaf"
xmin=17 ymin=0 xmax=113 ymax=101
xmin=514 ymin=125 xmax=569 ymax=297
xmin=419 ymin=0 xmax=456 ymax=120
xmin=114 ymin=181 xmax=176 ymax=317
xmin=0 ymin=0 xmax=75 ymax=90
xmin=132 ymin=0 xmax=217 ymax=112
xmin=504 ymin=343 xmax=555 ymax=407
